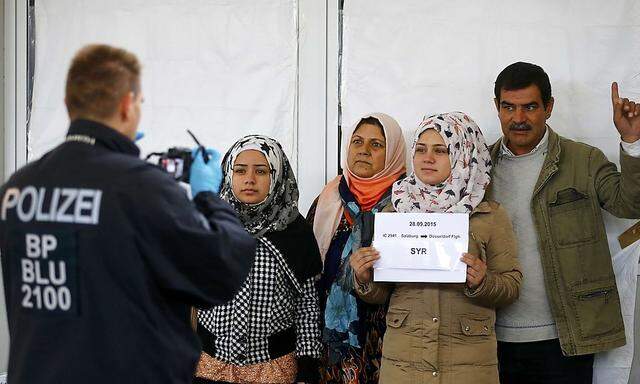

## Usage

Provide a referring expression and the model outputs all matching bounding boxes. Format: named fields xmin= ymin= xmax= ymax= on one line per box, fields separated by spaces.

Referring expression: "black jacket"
xmin=0 ymin=119 xmax=255 ymax=383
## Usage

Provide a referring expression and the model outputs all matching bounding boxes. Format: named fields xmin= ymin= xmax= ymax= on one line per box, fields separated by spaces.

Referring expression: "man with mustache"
xmin=487 ymin=61 xmax=640 ymax=384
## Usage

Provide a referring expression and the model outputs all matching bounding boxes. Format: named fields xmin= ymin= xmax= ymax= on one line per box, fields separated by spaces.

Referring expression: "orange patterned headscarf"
xmin=312 ymin=113 xmax=407 ymax=260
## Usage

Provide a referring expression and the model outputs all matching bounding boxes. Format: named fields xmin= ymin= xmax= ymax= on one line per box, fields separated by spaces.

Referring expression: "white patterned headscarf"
xmin=220 ymin=135 xmax=299 ymax=236
xmin=392 ymin=112 xmax=492 ymax=213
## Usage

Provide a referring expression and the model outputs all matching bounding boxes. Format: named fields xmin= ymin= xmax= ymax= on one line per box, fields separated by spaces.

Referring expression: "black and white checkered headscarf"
xmin=220 ymin=135 xmax=299 ymax=236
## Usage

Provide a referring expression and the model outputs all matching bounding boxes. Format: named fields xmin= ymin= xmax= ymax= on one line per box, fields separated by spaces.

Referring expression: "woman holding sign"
xmin=350 ymin=112 xmax=521 ymax=383
xmin=193 ymin=135 xmax=323 ymax=384
xmin=307 ymin=113 xmax=407 ymax=384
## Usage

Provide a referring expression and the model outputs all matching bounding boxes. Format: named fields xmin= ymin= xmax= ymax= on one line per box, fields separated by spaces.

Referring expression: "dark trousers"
xmin=498 ymin=339 xmax=594 ymax=384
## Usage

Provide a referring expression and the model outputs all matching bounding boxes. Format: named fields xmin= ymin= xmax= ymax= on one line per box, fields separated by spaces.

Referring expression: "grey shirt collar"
xmin=500 ymin=126 xmax=550 ymax=159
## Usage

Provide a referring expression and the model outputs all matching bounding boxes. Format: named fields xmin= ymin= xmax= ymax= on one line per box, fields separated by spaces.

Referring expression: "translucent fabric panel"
xmin=30 ymin=0 xmax=298 ymax=164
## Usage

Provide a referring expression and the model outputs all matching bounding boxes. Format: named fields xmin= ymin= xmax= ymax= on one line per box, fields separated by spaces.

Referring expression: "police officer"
xmin=0 ymin=44 xmax=255 ymax=383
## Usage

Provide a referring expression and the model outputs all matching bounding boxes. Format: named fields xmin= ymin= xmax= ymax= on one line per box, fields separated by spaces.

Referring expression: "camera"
xmin=145 ymin=130 xmax=206 ymax=183
xmin=146 ymin=147 xmax=193 ymax=182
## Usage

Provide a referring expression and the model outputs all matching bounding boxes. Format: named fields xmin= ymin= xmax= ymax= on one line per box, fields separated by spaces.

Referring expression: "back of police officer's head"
xmin=65 ymin=44 xmax=142 ymax=140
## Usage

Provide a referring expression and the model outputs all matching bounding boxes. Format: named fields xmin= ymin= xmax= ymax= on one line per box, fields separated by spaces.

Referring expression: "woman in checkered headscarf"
xmin=193 ymin=135 xmax=323 ymax=384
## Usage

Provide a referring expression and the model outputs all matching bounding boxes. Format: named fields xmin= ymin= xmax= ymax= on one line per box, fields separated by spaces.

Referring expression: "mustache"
xmin=509 ymin=122 xmax=532 ymax=131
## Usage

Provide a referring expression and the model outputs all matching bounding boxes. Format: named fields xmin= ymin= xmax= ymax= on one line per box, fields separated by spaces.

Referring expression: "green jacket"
xmin=488 ymin=128 xmax=640 ymax=356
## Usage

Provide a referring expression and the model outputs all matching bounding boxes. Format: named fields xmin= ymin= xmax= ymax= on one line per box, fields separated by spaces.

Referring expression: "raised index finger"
xmin=612 ymin=82 xmax=621 ymax=105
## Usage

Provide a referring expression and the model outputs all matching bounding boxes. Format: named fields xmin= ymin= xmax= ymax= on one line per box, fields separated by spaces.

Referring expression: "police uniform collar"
xmin=66 ymin=119 xmax=140 ymax=157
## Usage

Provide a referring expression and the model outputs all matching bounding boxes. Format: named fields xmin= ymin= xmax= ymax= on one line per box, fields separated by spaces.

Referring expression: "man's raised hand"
xmin=612 ymin=82 xmax=640 ymax=143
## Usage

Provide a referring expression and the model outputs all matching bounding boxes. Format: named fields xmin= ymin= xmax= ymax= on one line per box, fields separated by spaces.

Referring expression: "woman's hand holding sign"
xmin=461 ymin=252 xmax=487 ymax=289
xmin=350 ymin=247 xmax=380 ymax=284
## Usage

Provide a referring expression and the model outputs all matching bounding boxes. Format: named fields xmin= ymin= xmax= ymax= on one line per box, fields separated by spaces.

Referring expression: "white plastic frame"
xmin=4 ymin=0 xmax=28 ymax=179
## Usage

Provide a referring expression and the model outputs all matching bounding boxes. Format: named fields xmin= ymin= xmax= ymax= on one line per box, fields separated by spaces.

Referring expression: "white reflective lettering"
xmin=1 ymin=188 xmax=20 ymax=220
xmin=17 ymin=186 xmax=37 ymax=222
xmin=34 ymin=262 xmax=50 ymax=285
xmin=58 ymin=287 xmax=71 ymax=311
xmin=91 ymin=190 xmax=102 ymax=224
xmin=49 ymin=261 xmax=66 ymax=286
xmin=25 ymin=233 xmax=40 ymax=258
xmin=3 ymin=187 xmax=102 ymax=224
xmin=21 ymin=259 xmax=35 ymax=283
xmin=74 ymin=189 xmax=95 ymax=224
xmin=21 ymin=285 xmax=33 ymax=308
xmin=32 ymin=285 xmax=42 ymax=308
xmin=43 ymin=286 xmax=57 ymax=310
xmin=48 ymin=188 xmax=60 ymax=222
xmin=35 ymin=187 xmax=52 ymax=221
xmin=41 ymin=235 xmax=57 ymax=259
xmin=55 ymin=189 xmax=77 ymax=223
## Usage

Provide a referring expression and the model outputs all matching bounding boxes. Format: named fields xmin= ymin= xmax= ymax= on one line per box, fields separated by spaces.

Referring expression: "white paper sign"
xmin=372 ymin=212 xmax=469 ymax=283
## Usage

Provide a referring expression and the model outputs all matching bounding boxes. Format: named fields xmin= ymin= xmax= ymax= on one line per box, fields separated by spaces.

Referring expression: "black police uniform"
xmin=0 ymin=119 xmax=256 ymax=383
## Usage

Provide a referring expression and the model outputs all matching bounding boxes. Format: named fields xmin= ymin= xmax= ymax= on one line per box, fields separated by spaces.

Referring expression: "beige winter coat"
xmin=355 ymin=201 xmax=521 ymax=384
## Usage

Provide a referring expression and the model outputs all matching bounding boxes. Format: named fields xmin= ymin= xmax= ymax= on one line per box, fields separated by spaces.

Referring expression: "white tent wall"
xmin=31 ymin=1 xmax=298 ymax=155
xmin=340 ymin=0 xmax=640 ymax=382
xmin=29 ymin=0 xmax=305 ymax=202
xmin=26 ymin=0 xmax=337 ymax=215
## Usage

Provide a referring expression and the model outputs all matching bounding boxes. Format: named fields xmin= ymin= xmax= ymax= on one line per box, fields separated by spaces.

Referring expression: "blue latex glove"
xmin=190 ymin=147 xmax=222 ymax=196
